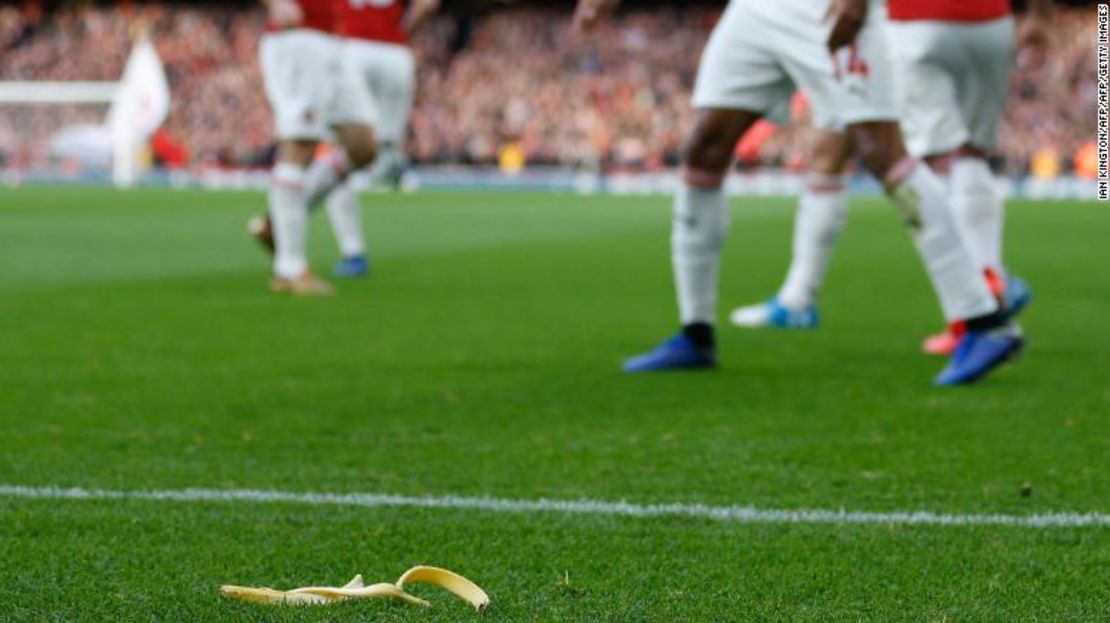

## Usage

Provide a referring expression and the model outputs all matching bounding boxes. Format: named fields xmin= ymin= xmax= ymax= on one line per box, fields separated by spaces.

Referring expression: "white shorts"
xmin=260 ymin=29 xmax=376 ymax=141
xmin=886 ymin=17 xmax=1014 ymax=156
xmin=692 ymin=0 xmax=897 ymax=130
xmin=342 ymin=39 xmax=415 ymax=144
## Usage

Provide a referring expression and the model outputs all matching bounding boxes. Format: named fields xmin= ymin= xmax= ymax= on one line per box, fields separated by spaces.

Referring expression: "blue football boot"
xmin=1002 ymin=274 xmax=1031 ymax=320
xmin=332 ymin=255 xmax=369 ymax=278
xmin=622 ymin=334 xmax=717 ymax=373
xmin=923 ymin=273 xmax=1031 ymax=357
xmin=729 ymin=297 xmax=819 ymax=329
xmin=934 ymin=329 xmax=1024 ymax=386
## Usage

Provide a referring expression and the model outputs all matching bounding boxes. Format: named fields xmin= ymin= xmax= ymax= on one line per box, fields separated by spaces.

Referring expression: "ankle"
xmin=682 ymin=323 xmax=715 ymax=348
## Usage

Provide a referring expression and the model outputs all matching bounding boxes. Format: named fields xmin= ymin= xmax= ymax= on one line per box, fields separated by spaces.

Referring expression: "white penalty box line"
xmin=1 ymin=484 xmax=1108 ymax=530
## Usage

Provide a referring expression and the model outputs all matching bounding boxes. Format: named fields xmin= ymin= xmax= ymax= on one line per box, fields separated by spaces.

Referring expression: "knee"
xmin=346 ymin=135 xmax=378 ymax=170
xmin=278 ymin=140 xmax=317 ymax=168
xmin=849 ymin=123 xmax=905 ymax=180
xmin=924 ymin=145 xmax=989 ymax=176
xmin=808 ymin=131 xmax=852 ymax=176
xmin=923 ymin=153 xmax=955 ymax=175
xmin=681 ymin=119 xmax=736 ymax=175
xmin=851 ymin=134 xmax=891 ymax=178
xmin=336 ymin=125 xmax=379 ymax=169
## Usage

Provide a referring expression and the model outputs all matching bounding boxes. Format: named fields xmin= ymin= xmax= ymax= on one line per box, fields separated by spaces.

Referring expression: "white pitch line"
xmin=1 ymin=484 xmax=1107 ymax=529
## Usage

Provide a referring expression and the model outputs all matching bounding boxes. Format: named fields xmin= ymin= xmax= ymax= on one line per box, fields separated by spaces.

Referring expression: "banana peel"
xmin=220 ymin=566 xmax=489 ymax=611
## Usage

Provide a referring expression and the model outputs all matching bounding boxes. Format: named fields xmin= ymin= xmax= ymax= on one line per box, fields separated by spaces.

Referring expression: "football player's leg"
xmin=309 ymin=123 xmax=377 ymax=278
xmin=778 ymin=130 xmax=852 ymax=311
xmin=947 ymin=154 xmax=1002 ymax=277
xmin=833 ymin=16 xmax=994 ymax=328
xmin=333 ymin=120 xmax=380 ymax=170
xmin=892 ymin=19 xmax=1005 ymax=277
xmin=315 ymin=44 xmax=381 ymax=273
xmin=891 ymin=18 xmax=1020 ymax=353
xmin=623 ymin=108 xmax=758 ymax=373
xmin=851 ymin=122 xmax=1021 ymax=384
xmin=949 ymin=17 xmax=1015 ymax=281
xmin=303 ymin=123 xmax=378 ymax=209
xmin=834 ymin=15 xmax=1017 ymax=384
xmin=624 ymin=0 xmax=782 ymax=371
xmin=269 ymin=141 xmax=317 ymax=282
xmin=370 ymin=44 xmax=416 ymax=186
xmin=258 ymin=31 xmax=334 ymax=294
xmin=732 ymin=129 xmax=852 ymax=329
xmin=781 ymin=3 xmax=995 ymax=321
xmin=852 ymin=123 xmax=998 ymax=325
xmin=674 ymin=108 xmax=756 ymax=333
xmin=267 ymin=143 xmax=335 ymax=295
xmin=303 ymin=41 xmax=381 ymax=210
xmin=888 ymin=20 xmax=975 ymax=352
xmin=325 ymin=181 xmax=369 ymax=277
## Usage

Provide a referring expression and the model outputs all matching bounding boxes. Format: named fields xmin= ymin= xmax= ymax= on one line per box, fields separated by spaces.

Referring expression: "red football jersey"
xmin=888 ymin=0 xmax=1011 ymax=22
xmin=268 ymin=0 xmax=336 ymax=33
xmin=335 ymin=0 xmax=407 ymax=45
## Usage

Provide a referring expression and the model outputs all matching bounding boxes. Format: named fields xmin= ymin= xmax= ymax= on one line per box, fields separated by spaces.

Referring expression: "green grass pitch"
xmin=0 ymin=187 xmax=1107 ymax=621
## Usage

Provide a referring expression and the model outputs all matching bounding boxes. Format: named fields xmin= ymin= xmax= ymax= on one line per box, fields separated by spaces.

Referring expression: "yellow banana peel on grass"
xmin=220 ymin=565 xmax=490 ymax=611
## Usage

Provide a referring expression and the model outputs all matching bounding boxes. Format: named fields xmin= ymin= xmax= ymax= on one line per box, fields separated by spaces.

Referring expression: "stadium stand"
xmin=0 ymin=3 xmax=1098 ymax=176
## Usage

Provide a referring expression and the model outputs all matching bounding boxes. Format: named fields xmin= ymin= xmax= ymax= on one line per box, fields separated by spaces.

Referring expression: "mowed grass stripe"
xmin=3 ymin=484 xmax=1108 ymax=529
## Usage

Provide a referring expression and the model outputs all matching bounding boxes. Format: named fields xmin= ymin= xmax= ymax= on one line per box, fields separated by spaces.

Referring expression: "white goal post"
xmin=0 ymin=81 xmax=120 ymax=105
xmin=0 ymin=81 xmax=125 ymax=185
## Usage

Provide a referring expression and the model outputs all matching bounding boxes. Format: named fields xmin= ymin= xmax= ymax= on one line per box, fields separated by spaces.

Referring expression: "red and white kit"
xmin=885 ymin=0 xmax=1015 ymax=156
xmin=259 ymin=0 xmax=376 ymax=141
xmin=335 ymin=0 xmax=416 ymax=144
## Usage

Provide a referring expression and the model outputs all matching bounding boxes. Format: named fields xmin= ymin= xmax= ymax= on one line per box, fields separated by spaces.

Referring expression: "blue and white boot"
xmin=729 ymin=297 xmax=819 ymax=329
xmin=622 ymin=333 xmax=717 ymax=373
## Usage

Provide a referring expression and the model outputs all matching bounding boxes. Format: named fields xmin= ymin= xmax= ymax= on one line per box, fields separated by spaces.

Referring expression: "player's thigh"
xmin=691 ymin=2 xmax=793 ymax=122
xmin=276 ymin=140 xmax=318 ymax=167
xmin=886 ymin=21 xmax=968 ymax=157
xmin=809 ymin=129 xmax=854 ymax=176
xmin=685 ymin=107 xmax=763 ymax=165
xmin=956 ymin=18 xmax=1014 ymax=150
xmin=259 ymin=31 xmax=332 ymax=141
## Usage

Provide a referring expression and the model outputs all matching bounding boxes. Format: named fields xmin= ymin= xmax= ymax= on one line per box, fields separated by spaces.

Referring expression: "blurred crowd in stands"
xmin=0 ymin=3 xmax=1099 ymax=178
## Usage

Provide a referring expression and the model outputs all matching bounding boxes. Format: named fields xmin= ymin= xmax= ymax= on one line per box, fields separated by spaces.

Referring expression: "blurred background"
xmin=0 ymin=0 xmax=1099 ymax=193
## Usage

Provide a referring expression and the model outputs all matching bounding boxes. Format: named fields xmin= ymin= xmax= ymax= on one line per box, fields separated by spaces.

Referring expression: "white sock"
xmin=325 ymin=182 xmax=366 ymax=257
xmin=950 ymin=157 xmax=1004 ymax=276
xmin=269 ymin=162 xmax=310 ymax=279
xmin=777 ymin=175 xmax=848 ymax=309
xmin=673 ymin=182 xmax=729 ymax=325
xmin=889 ymin=161 xmax=998 ymax=322
xmin=304 ymin=151 xmax=350 ymax=209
